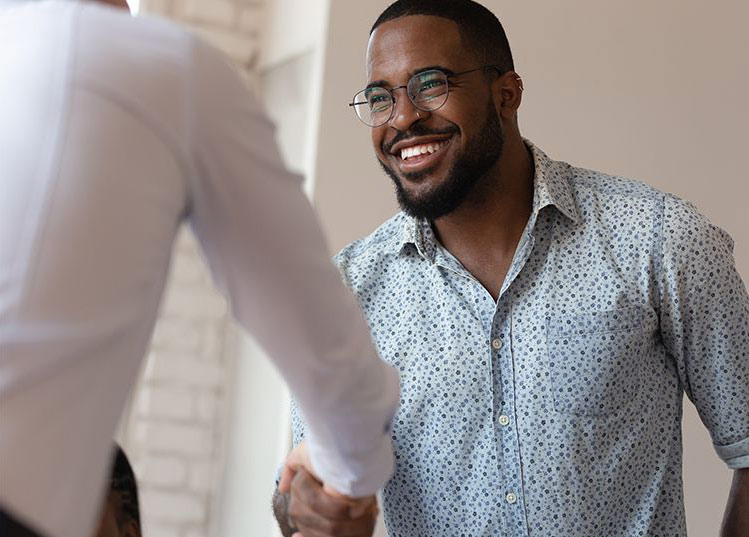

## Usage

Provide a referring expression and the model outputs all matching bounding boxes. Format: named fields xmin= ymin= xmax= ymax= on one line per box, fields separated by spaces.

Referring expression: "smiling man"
xmin=272 ymin=1 xmax=749 ymax=536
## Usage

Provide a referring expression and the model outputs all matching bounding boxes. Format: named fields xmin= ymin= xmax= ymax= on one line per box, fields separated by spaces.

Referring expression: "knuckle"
xmin=307 ymin=494 xmax=328 ymax=514
xmin=290 ymin=473 xmax=311 ymax=498
xmin=318 ymin=517 xmax=340 ymax=535
xmin=287 ymin=495 xmax=303 ymax=520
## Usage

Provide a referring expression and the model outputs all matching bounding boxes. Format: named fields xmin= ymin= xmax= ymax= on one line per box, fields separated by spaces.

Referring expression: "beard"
xmin=378 ymin=101 xmax=504 ymax=221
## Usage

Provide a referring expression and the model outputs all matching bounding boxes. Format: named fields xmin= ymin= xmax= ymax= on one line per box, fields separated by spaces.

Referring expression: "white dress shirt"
xmin=0 ymin=2 xmax=399 ymax=537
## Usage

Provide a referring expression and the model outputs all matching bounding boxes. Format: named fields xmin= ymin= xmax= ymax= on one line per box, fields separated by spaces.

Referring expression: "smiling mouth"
xmin=394 ymin=136 xmax=453 ymax=171
xmin=400 ymin=140 xmax=450 ymax=160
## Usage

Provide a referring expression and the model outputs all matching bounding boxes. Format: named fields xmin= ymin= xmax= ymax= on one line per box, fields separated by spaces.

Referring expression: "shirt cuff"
xmin=306 ymin=429 xmax=394 ymax=497
xmin=714 ymin=435 xmax=749 ymax=469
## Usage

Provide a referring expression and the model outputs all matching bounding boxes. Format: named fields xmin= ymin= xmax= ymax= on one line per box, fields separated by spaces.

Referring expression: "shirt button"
xmin=491 ymin=338 xmax=503 ymax=350
xmin=498 ymin=415 xmax=510 ymax=426
xmin=506 ymin=492 xmax=517 ymax=504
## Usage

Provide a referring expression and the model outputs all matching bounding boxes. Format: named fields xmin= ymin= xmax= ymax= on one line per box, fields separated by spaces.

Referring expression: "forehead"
xmin=367 ymin=15 xmax=469 ymax=84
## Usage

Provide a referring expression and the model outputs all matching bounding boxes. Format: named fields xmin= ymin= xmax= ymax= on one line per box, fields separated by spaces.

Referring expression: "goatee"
xmin=378 ymin=102 xmax=504 ymax=221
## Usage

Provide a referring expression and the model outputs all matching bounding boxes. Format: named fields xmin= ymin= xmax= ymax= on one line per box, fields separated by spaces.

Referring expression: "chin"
xmin=398 ymin=162 xmax=447 ymax=185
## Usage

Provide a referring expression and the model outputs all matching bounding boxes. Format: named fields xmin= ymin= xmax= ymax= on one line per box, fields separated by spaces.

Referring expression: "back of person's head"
xmin=371 ymin=0 xmax=515 ymax=73
xmin=111 ymin=445 xmax=140 ymax=532
xmin=93 ymin=444 xmax=141 ymax=537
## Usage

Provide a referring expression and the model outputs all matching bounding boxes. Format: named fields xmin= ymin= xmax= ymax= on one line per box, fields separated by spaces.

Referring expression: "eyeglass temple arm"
xmin=350 ymin=82 xmax=411 ymax=106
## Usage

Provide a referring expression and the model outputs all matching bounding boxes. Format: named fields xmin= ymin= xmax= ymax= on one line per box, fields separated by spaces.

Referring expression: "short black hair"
xmin=371 ymin=0 xmax=515 ymax=74
xmin=110 ymin=444 xmax=141 ymax=530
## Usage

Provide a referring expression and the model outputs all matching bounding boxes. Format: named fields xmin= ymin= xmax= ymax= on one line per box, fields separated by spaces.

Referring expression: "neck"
xmin=432 ymin=134 xmax=534 ymax=260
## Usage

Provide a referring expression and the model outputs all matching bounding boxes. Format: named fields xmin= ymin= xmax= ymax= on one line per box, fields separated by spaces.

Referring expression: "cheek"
xmin=438 ymin=96 xmax=488 ymax=133
xmin=371 ymin=128 xmax=386 ymax=155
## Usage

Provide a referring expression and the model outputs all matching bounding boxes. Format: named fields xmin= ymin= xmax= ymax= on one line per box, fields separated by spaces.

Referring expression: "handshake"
xmin=275 ymin=442 xmax=381 ymax=537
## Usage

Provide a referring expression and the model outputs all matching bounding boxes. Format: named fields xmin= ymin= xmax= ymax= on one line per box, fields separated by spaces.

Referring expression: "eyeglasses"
xmin=349 ymin=66 xmax=502 ymax=127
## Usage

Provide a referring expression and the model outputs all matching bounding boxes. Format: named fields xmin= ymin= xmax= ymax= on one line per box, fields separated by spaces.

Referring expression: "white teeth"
xmin=399 ymin=140 xmax=448 ymax=160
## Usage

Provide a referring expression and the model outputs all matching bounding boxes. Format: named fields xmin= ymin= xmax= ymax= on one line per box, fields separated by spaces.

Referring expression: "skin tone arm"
xmin=721 ymin=468 xmax=749 ymax=537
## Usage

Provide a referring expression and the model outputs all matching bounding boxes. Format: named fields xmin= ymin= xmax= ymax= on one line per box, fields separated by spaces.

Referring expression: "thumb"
xmin=278 ymin=450 xmax=302 ymax=493
xmin=321 ymin=484 xmax=375 ymax=518
xmin=322 ymin=483 xmax=347 ymax=499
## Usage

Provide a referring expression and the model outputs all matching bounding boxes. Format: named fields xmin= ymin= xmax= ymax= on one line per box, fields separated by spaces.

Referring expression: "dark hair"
xmin=371 ymin=0 xmax=515 ymax=74
xmin=111 ymin=444 xmax=141 ymax=530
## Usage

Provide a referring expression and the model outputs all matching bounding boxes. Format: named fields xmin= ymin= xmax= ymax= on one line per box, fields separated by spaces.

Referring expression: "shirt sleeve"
xmin=275 ymin=398 xmax=309 ymax=486
xmin=658 ymin=193 xmax=749 ymax=469
xmin=184 ymin=37 xmax=399 ymax=496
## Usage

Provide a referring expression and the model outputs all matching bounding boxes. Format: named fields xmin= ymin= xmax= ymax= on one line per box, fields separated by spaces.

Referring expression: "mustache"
xmin=383 ymin=124 xmax=458 ymax=154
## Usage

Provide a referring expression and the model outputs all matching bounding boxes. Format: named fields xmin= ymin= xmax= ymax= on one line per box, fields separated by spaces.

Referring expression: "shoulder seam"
xmin=569 ymin=168 xmax=661 ymax=201
xmin=336 ymin=215 xmax=404 ymax=261
xmin=652 ymin=193 xmax=666 ymax=315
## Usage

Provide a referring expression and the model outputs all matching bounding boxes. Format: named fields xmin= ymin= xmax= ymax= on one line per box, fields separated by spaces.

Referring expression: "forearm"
xmin=721 ymin=468 xmax=749 ymax=537
xmin=272 ymin=488 xmax=296 ymax=537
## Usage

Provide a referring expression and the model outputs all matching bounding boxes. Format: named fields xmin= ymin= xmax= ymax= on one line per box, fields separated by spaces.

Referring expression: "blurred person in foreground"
xmin=272 ymin=0 xmax=749 ymax=536
xmin=0 ymin=1 xmax=398 ymax=536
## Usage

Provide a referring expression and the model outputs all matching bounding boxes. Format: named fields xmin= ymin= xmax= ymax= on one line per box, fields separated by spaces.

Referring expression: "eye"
xmin=412 ymin=71 xmax=447 ymax=100
xmin=365 ymin=89 xmax=392 ymax=113
xmin=419 ymin=78 xmax=446 ymax=91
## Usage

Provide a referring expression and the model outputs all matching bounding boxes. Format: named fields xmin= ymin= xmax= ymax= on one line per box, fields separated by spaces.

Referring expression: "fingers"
xmin=280 ymin=441 xmax=311 ymax=493
xmin=288 ymin=468 xmax=378 ymax=537
xmin=279 ymin=457 xmax=297 ymax=493
xmin=320 ymin=484 xmax=377 ymax=518
xmin=292 ymin=468 xmax=351 ymax=519
xmin=292 ymin=512 xmax=377 ymax=537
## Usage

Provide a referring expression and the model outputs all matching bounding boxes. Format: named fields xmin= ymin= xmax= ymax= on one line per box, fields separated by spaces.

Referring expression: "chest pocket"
xmin=546 ymin=306 xmax=657 ymax=417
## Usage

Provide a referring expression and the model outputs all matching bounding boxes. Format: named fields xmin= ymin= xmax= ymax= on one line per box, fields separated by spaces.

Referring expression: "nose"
xmin=388 ymin=88 xmax=430 ymax=131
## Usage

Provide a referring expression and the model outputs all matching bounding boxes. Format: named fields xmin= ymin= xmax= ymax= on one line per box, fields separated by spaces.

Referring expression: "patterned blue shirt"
xmin=291 ymin=142 xmax=749 ymax=536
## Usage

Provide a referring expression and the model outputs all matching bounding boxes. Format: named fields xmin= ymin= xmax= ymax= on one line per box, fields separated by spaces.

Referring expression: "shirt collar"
xmin=395 ymin=140 xmax=580 ymax=260
xmin=528 ymin=140 xmax=579 ymax=224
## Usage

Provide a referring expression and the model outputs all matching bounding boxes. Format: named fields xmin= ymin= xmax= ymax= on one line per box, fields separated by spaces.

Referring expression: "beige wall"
xmin=312 ymin=1 xmax=749 ymax=535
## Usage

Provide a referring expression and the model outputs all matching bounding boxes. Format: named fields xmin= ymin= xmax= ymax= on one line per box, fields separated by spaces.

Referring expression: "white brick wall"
xmin=119 ymin=3 xmax=267 ymax=535
xmin=124 ymin=234 xmax=232 ymax=537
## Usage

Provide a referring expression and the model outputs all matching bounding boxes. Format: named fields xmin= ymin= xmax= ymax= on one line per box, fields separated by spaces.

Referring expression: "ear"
xmin=493 ymin=71 xmax=523 ymax=119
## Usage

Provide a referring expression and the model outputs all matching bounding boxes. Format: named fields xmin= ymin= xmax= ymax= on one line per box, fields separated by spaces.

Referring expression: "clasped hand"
xmin=278 ymin=442 xmax=380 ymax=537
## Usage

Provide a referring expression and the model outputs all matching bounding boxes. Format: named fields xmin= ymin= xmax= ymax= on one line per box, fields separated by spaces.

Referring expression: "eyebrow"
xmin=365 ymin=65 xmax=457 ymax=90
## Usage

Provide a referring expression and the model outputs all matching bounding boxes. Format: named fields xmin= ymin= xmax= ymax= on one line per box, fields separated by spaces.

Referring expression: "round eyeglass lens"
xmin=353 ymin=87 xmax=394 ymax=126
xmin=407 ymin=70 xmax=449 ymax=111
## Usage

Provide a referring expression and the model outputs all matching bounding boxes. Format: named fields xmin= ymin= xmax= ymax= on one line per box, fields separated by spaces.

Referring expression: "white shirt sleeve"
xmin=0 ymin=7 xmax=397 ymax=537
xmin=184 ymin=39 xmax=399 ymax=496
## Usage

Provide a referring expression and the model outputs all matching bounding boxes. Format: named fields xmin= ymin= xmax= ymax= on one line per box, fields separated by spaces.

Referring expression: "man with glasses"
xmin=273 ymin=0 xmax=749 ymax=536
